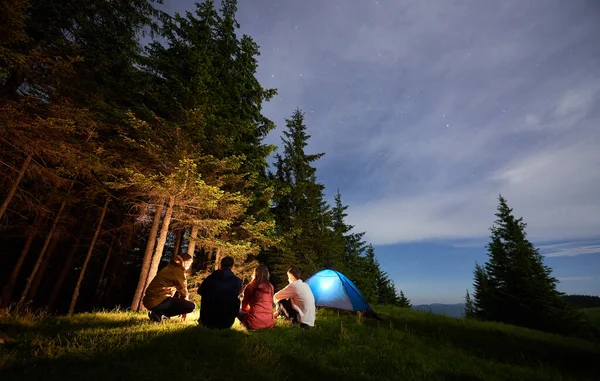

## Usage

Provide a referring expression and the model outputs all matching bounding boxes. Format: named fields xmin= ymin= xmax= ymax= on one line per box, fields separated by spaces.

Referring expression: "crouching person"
xmin=143 ymin=253 xmax=196 ymax=322
xmin=273 ymin=267 xmax=315 ymax=328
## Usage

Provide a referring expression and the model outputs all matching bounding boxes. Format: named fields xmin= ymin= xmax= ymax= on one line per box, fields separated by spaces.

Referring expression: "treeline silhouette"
xmin=563 ymin=295 xmax=600 ymax=309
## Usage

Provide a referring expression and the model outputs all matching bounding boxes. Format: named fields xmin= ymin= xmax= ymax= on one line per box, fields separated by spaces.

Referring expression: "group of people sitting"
xmin=142 ymin=254 xmax=316 ymax=330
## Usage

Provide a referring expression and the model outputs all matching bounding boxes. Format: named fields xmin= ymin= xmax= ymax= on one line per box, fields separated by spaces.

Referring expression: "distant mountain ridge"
xmin=412 ymin=303 xmax=466 ymax=318
xmin=411 ymin=294 xmax=600 ymax=319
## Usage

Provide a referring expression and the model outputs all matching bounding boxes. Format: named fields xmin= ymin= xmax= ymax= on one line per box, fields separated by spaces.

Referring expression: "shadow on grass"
xmin=431 ymin=371 xmax=484 ymax=381
xmin=0 ymin=315 xmax=144 ymax=338
xmin=2 ymin=312 xmax=599 ymax=381
xmin=371 ymin=310 xmax=600 ymax=380
xmin=1 ymin=323 xmax=372 ymax=381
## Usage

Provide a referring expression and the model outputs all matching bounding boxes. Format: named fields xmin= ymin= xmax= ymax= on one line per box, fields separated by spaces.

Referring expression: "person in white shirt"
xmin=273 ymin=267 xmax=316 ymax=328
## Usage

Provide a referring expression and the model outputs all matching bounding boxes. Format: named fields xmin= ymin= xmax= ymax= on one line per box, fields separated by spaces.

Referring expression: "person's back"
xmin=242 ymin=280 xmax=275 ymax=330
xmin=273 ymin=268 xmax=316 ymax=327
xmin=199 ymin=256 xmax=242 ymax=329
xmin=288 ymin=280 xmax=316 ymax=326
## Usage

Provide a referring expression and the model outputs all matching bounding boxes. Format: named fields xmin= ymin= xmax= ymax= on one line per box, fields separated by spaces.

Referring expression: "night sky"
xmin=160 ymin=0 xmax=600 ymax=304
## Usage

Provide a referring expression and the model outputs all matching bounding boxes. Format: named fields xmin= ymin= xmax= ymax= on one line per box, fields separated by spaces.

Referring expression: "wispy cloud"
xmin=348 ymin=132 xmax=600 ymax=244
xmin=231 ymin=1 xmax=600 ymax=245
xmin=259 ymin=0 xmax=600 ymax=245
xmin=556 ymin=276 xmax=594 ymax=282
xmin=539 ymin=243 xmax=600 ymax=258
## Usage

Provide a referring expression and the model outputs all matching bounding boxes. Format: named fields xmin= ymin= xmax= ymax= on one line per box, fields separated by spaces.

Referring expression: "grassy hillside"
xmin=1 ymin=306 xmax=599 ymax=381
xmin=581 ymin=307 xmax=600 ymax=328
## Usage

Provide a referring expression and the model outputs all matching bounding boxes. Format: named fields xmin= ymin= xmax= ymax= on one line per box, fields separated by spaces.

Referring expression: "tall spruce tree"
xmin=331 ymin=191 xmax=369 ymax=273
xmin=142 ymin=0 xmax=276 ymax=172
xmin=267 ymin=108 xmax=333 ymax=287
xmin=136 ymin=0 xmax=278 ymax=274
xmin=331 ymin=191 xmax=388 ymax=303
xmin=354 ymin=243 xmax=404 ymax=306
xmin=376 ymin=269 xmax=401 ymax=305
xmin=471 ymin=262 xmax=496 ymax=320
xmin=471 ymin=195 xmax=580 ymax=335
xmin=355 ymin=244 xmax=380 ymax=303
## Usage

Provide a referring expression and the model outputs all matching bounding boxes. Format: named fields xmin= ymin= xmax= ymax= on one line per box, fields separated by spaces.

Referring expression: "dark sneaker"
xmin=148 ymin=311 xmax=162 ymax=323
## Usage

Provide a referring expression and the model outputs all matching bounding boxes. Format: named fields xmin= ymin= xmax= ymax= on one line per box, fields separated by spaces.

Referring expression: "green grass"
xmin=1 ymin=306 xmax=599 ymax=381
xmin=581 ymin=307 xmax=600 ymax=328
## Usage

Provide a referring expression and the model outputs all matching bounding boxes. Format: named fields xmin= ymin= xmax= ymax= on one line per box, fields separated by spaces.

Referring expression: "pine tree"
xmin=329 ymin=190 xmax=351 ymax=270
xmin=131 ymin=0 xmax=278 ymax=283
xmin=471 ymin=262 xmax=494 ymax=320
xmin=330 ymin=192 xmax=390 ymax=303
xmin=471 ymin=195 xmax=581 ymax=335
xmin=464 ymin=290 xmax=474 ymax=318
xmin=356 ymin=244 xmax=380 ymax=303
xmin=332 ymin=191 xmax=366 ymax=274
xmin=376 ymin=270 xmax=400 ymax=305
xmin=142 ymin=0 xmax=276 ymax=173
xmin=398 ymin=290 xmax=412 ymax=308
xmin=267 ymin=108 xmax=333 ymax=287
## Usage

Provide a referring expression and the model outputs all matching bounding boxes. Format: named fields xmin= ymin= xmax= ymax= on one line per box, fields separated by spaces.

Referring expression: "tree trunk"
xmin=206 ymin=247 xmax=215 ymax=271
xmin=171 ymin=229 xmax=183 ymax=263
xmin=187 ymin=226 xmax=199 ymax=271
xmin=28 ymin=235 xmax=59 ymax=302
xmin=47 ymin=209 xmax=92 ymax=310
xmin=187 ymin=225 xmax=198 ymax=258
xmin=130 ymin=203 xmax=164 ymax=311
xmin=0 ymin=154 xmax=31 ymax=221
xmin=68 ymin=196 xmax=110 ymax=316
xmin=143 ymin=197 xmax=174 ymax=307
xmin=104 ymin=225 xmax=133 ymax=304
xmin=214 ymin=247 xmax=221 ymax=272
xmin=0 ymin=212 xmax=44 ymax=308
xmin=202 ymin=248 xmax=209 ymax=270
xmin=19 ymin=192 xmax=70 ymax=305
xmin=95 ymin=232 xmax=116 ymax=298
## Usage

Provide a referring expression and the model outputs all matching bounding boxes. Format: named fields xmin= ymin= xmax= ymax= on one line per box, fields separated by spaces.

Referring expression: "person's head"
xmin=174 ymin=253 xmax=193 ymax=270
xmin=220 ymin=256 xmax=234 ymax=270
xmin=252 ymin=264 xmax=270 ymax=285
xmin=287 ymin=267 xmax=301 ymax=283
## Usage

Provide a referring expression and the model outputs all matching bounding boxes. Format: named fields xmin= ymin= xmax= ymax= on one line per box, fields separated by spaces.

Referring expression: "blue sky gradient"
xmin=161 ymin=0 xmax=600 ymax=304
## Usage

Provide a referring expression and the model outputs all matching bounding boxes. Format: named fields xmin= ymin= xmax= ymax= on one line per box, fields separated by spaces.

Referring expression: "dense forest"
xmin=0 ymin=0 xmax=408 ymax=315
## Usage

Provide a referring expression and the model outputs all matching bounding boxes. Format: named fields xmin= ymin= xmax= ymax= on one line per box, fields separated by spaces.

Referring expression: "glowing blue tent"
xmin=305 ymin=269 xmax=372 ymax=312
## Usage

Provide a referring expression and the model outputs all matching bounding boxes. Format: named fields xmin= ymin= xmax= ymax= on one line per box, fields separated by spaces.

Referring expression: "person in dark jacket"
xmin=198 ymin=256 xmax=242 ymax=329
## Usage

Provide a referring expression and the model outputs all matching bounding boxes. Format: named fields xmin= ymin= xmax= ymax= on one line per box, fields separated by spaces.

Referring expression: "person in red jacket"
xmin=238 ymin=265 xmax=275 ymax=330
